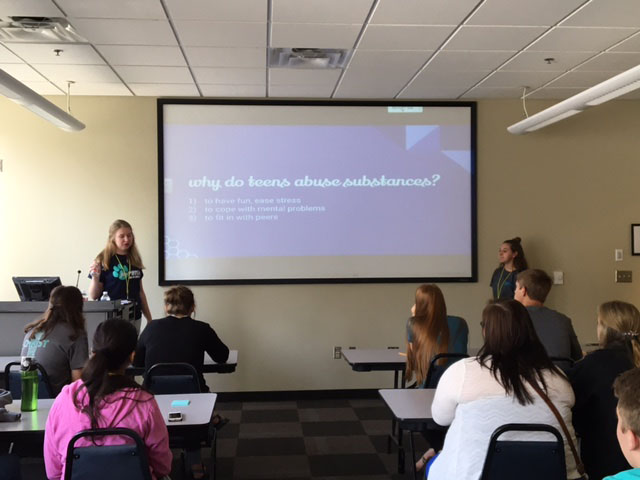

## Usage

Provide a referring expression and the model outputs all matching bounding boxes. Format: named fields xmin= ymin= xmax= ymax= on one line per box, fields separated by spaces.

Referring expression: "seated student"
xmin=425 ymin=300 xmax=581 ymax=480
xmin=569 ymin=301 xmax=640 ymax=480
xmin=605 ymin=368 xmax=640 ymax=479
xmin=21 ymin=286 xmax=89 ymax=395
xmin=405 ymin=284 xmax=468 ymax=470
xmin=134 ymin=285 xmax=229 ymax=480
xmin=134 ymin=285 xmax=229 ymax=392
xmin=514 ymin=269 xmax=582 ymax=362
xmin=43 ymin=319 xmax=171 ymax=480
xmin=406 ymin=284 xmax=468 ymax=386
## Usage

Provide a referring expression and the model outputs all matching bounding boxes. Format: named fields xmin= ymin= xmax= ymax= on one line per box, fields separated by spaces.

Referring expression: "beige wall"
xmin=1 ymin=96 xmax=638 ymax=392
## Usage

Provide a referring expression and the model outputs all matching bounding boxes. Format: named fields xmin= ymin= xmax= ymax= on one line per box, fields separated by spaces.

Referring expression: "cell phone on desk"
xmin=168 ymin=411 xmax=183 ymax=422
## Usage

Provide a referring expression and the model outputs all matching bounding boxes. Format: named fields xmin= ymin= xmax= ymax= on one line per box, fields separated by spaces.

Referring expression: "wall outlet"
xmin=615 ymin=270 xmax=632 ymax=283
xmin=333 ymin=346 xmax=342 ymax=359
xmin=615 ymin=249 xmax=623 ymax=261
xmin=553 ymin=271 xmax=564 ymax=285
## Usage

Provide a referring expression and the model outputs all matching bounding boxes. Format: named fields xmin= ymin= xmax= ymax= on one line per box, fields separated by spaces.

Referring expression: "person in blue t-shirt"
xmin=88 ymin=219 xmax=152 ymax=322
xmin=604 ymin=368 xmax=640 ymax=479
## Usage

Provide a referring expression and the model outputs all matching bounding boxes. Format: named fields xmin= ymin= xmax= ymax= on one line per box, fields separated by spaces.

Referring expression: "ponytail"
xmin=73 ymin=320 xmax=145 ymax=431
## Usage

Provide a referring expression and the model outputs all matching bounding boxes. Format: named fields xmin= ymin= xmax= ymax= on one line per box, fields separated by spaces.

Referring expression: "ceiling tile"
xmin=0 ymin=0 xmax=62 ymax=17
xmin=575 ymin=52 xmax=640 ymax=71
xmin=269 ymin=68 xmax=341 ymax=85
xmin=97 ymin=45 xmax=186 ymax=66
xmin=427 ymin=50 xmax=514 ymax=71
xmin=501 ymin=50 xmax=594 ymax=71
xmin=5 ymin=43 xmax=104 ymax=65
xmin=185 ymin=47 xmax=265 ymax=67
xmin=130 ymin=83 xmax=200 ymax=96
xmin=480 ymin=70 xmax=563 ymax=88
xmin=32 ymin=64 xmax=121 ymax=84
xmin=193 ymin=67 xmax=265 ymax=84
xmin=407 ymin=69 xmax=490 ymax=91
xmin=462 ymin=86 xmax=525 ymax=98
xmin=348 ymin=49 xmax=429 ymax=69
xmin=526 ymin=87 xmax=584 ymax=99
xmin=114 ymin=66 xmax=193 ymax=83
xmin=271 ymin=23 xmax=361 ymax=49
xmin=200 ymin=84 xmax=265 ymax=97
xmin=71 ymin=19 xmax=177 ymax=46
xmin=562 ymin=0 xmax=640 ymax=28
xmin=359 ymin=25 xmax=453 ymax=50
xmin=0 ymin=62 xmax=46 ymax=81
xmin=371 ymin=0 xmax=479 ymax=25
xmin=546 ymin=70 xmax=621 ymax=88
xmin=397 ymin=86 xmax=466 ymax=99
xmin=529 ymin=27 xmax=636 ymax=52
xmin=268 ymin=84 xmax=334 ymax=97
xmin=611 ymin=32 xmax=640 ymax=52
xmin=174 ymin=21 xmax=265 ymax=47
xmin=164 ymin=0 xmax=266 ymax=22
xmin=272 ymin=0 xmax=373 ymax=23
xmin=64 ymin=82 xmax=132 ymax=95
xmin=57 ymin=0 xmax=166 ymax=19
xmin=21 ymin=81 xmax=64 ymax=95
xmin=444 ymin=26 xmax=546 ymax=51
xmin=337 ymin=67 xmax=412 ymax=98
xmin=467 ymin=0 xmax=586 ymax=27
xmin=0 ymin=45 xmax=21 ymax=63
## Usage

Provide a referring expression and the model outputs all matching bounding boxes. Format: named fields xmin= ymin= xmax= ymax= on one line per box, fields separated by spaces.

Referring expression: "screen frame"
xmin=157 ymin=98 xmax=477 ymax=286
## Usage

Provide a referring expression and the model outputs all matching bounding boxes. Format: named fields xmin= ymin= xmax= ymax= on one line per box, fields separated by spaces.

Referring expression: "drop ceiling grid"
xmin=0 ymin=0 xmax=638 ymax=98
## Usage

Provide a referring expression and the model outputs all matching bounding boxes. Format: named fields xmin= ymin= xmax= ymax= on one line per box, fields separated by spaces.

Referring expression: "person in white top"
xmin=425 ymin=300 xmax=581 ymax=480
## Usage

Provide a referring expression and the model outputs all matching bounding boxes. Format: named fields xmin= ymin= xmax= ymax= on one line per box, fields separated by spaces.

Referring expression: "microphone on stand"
xmin=75 ymin=270 xmax=81 ymax=288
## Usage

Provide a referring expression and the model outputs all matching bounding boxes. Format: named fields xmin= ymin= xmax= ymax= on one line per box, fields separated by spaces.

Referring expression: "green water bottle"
xmin=20 ymin=357 xmax=38 ymax=412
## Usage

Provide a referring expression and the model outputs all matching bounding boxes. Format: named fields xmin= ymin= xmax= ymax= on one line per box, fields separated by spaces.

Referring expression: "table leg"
xmin=397 ymin=425 xmax=405 ymax=474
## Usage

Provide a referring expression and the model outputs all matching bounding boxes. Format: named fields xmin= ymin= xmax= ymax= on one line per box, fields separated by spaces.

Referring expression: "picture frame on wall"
xmin=633 ymin=224 xmax=640 ymax=256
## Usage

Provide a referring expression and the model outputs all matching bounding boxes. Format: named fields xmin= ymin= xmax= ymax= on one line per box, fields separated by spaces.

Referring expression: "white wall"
xmin=1 ymin=96 xmax=638 ymax=391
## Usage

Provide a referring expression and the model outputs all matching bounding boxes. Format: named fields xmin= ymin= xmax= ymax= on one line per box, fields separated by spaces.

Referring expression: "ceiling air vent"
xmin=0 ymin=16 xmax=86 ymax=43
xmin=269 ymin=48 xmax=352 ymax=69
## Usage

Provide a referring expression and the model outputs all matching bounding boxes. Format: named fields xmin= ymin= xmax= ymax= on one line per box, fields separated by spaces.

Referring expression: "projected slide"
xmin=160 ymin=102 xmax=476 ymax=283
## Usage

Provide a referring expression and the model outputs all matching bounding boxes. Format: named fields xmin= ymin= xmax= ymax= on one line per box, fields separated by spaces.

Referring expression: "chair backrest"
xmin=4 ymin=361 xmax=55 ymax=399
xmin=64 ymin=428 xmax=152 ymax=480
xmin=549 ymin=356 xmax=575 ymax=372
xmin=424 ymin=353 xmax=469 ymax=388
xmin=480 ymin=423 xmax=566 ymax=480
xmin=143 ymin=362 xmax=201 ymax=394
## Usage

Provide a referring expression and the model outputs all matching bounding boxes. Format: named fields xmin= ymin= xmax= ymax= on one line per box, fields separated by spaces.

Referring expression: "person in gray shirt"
xmin=515 ymin=269 xmax=582 ymax=363
xmin=21 ymin=286 xmax=89 ymax=395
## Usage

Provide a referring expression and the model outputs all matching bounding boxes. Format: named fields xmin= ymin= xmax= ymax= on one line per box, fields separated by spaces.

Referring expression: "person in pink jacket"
xmin=44 ymin=319 xmax=172 ymax=480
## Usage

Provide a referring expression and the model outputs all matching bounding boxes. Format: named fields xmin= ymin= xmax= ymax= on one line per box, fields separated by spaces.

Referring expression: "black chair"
xmin=143 ymin=363 xmax=216 ymax=480
xmin=480 ymin=423 xmax=566 ymax=480
xmin=64 ymin=428 xmax=152 ymax=480
xmin=4 ymin=361 xmax=55 ymax=399
xmin=143 ymin=362 xmax=200 ymax=395
xmin=424 ymin=353 xmax=469 ymax=389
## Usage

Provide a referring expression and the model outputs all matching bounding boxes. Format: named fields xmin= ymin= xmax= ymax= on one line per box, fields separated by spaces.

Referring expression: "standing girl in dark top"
xmin=569 ymin=301 xmax=640 ymax=480
xmin=490 ymin=236 xmax=528 ymax=300
xmin=88 ymin=219 xmax=152 ymax=323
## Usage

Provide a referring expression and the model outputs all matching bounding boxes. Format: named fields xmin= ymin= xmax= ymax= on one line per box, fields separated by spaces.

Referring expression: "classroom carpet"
xmin=19 ymin=395 xmax=430 ymax=480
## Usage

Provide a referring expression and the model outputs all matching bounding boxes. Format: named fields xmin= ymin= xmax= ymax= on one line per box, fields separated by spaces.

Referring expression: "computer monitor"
xmin=13 ymin=276 xmax=62 ymax=301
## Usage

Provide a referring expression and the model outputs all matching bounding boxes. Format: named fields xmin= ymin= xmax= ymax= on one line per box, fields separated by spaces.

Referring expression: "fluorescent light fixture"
xmin=0 ymin=68 xmax=85 ymax=132
xmin=508 ymin=63 xmax=640 ymax=135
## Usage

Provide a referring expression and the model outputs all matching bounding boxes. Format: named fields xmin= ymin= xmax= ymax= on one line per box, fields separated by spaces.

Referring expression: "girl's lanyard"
xmin=115 ymin=255 xmax=131 ymax=299
xmin=496 ymin=267 xmax=513 ymax=298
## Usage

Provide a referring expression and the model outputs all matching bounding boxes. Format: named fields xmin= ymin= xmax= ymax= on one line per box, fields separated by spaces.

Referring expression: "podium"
xmin=0 ymin=300 xmax=135 ymax=356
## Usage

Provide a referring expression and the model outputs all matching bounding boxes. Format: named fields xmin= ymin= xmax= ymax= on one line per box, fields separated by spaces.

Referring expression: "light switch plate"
xmin=615 ymin=249 xmax=623 ymax=261
xmin=553 ymin=271 xmax=564 ymax=285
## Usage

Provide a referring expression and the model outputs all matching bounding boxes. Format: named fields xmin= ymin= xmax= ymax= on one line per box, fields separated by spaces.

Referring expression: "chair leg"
xmin=209 ymin=428 xmax=217 ymax=480
xmin=410 ymin=431 xmax=417 ymax=479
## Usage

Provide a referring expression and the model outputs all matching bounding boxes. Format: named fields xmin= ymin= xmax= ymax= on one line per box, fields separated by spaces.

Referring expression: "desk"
xmin=0 ymin=393 xmax=216 ymax=440
xmin=379 ymin=388 xmax=437 ymax=477
xmin=0 ymin=350 xmax=238 ymax=377
xmin=341 ymin=348 xmax=407 ymax=388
